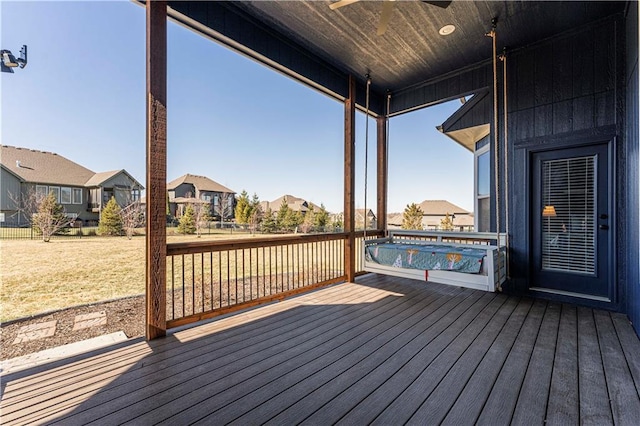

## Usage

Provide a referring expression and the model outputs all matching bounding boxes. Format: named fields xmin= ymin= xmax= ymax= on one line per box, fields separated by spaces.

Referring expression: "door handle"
xmin=600 ymin=214 xmax=608 ymax=219
xmin=599 ymin=224 xmax=609 ymax=230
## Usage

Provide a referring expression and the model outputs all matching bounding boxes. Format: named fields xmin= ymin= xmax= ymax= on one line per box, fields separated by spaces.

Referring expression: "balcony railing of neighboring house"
xmin=165 ymin=230 xmax=384 ymax=329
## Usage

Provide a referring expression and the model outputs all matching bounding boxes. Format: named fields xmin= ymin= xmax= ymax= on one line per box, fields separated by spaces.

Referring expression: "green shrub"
xmin=98 ymin=197 xmax=123 ymax=236
xmin=178 ymin=205 xmax=196 ymax=234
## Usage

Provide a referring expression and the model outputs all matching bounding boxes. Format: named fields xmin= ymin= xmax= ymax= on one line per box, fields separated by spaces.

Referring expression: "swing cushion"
xmin=364 ymin=243 xmax=486 ymax=273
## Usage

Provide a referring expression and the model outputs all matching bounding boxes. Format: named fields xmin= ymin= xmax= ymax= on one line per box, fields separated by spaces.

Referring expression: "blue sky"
xmin=1 ymin=0 xmax=473 ymax=214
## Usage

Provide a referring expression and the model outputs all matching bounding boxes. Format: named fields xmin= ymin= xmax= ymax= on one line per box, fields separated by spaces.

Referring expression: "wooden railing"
xmin=165 ymin=230 xmax=385 ymax=329
xmin=166 ymin=233 xmax=344 ymax=328
xmin=386 ymin=230 xmax=506 ymax=246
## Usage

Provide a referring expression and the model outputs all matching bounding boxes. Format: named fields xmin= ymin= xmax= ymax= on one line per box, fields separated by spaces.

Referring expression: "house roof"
xmin=167 ymin=174 xmax=235 ymax=194
xmin=260 ymin=194 xmax=322 ymax=213
xmin=355 ymin=208 xmax=376 ymax=220
xmin=1 ymin=145 xmax=144 ymax=190
xmin=84 ymin=170 xmax=122 ymax=187
xmin=387 ymin=211 xmax=475 ymax=228
xmin=1 ymin=145 xmax=95 ymax=187
xmin=172 ymin=197 xmax=209 ymax=204
xmin=417 ymin=200 xmax=470 ymax=216
xmin=84 ymin=169 xmax=144 ymax=189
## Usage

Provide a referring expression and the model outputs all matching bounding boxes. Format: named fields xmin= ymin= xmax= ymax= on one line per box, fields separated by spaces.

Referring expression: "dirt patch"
xmin=1 ymin=296 xmax=145 ymax=361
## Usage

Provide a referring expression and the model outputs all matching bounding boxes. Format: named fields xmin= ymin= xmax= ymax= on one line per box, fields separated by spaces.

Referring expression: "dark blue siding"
xmin=625 ymin=0 xmax=639 ymax=337
xmin=507 ymin=16 xmax=625 ymax=312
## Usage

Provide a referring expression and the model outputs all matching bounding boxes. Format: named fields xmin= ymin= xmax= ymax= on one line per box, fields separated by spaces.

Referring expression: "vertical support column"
xmin=344 ymin=75 xmax=356 ymax=282
xmin=376 ymin=116 xmax=388 ymax=232
xmin=146 ymin=0 xmax=167 ymax=340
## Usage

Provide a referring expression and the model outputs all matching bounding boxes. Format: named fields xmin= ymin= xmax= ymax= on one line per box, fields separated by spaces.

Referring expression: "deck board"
xmin=448 ymin=298 xmax=545 ymax=425
xmin=57 ymin=281 xmax=424 ymax=425
xmin=226 ymin=286 xmax=465 ymax=424
xmin=611 ymin=313 xmax=640 ymax=393
xmin=409 ymin=298 xmax=533 ymax=425
xmin=260 ymin=288 xmax=475 ymax=425
xmin=594 ymin=309 xmax=640 ymax=424
xmin=2 ymin=274 xmax=640 ymax=425
xmin=547 ymin=304 xmax=579 ymax=424
xmin=206 ymin=287 xmax=463 ymax=425
xmin=371 ymin=296 xmax=515 ymax=425
xmin=577 ymin=306 xmax=613 ymax=425
xmin=507 ymin=301 xmax=561 ymax=425
xmin=336 ymin=293 xmax=503 ymax=425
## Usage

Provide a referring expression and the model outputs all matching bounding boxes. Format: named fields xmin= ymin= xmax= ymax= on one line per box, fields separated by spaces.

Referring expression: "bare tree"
xmin=248 ymin=204 xmax=263 ymax=235
xmin=191 ymin=200 xmax=211 ymax=237
xmin=120 ymin=199 xmax=145 ymax=240
xmin=10 ymin=189 xmax=71 ymax=242
xmin=214 ymin=192 xmax=235 ymax=227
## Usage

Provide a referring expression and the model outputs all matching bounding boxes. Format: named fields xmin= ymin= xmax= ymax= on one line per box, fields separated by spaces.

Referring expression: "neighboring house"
xmin=259 ymin=194 xmax=322 ymax=215
xmin=329 ymin=209 xmax=378 ymax=230
xmin=388 ymin=200 xmax=474 ymax=231
xmin=84 ymin=170 xmax=143 ymax=215
xmin=0 ymin=145 xmax=143 ymax=226
xmin=167 ymin=174 xmax=236 ymax=220
xmin=328 ymin=208 xmax=376 ymax=230
xmin=355 ymin=208 xmax=377 ymax=230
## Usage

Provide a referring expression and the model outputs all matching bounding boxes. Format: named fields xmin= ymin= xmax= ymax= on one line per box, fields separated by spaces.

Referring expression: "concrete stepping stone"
xmin=73 ymin=311 xmax=106 ymax=331
xmin=13 ymin=320 xmax=57 ymax=344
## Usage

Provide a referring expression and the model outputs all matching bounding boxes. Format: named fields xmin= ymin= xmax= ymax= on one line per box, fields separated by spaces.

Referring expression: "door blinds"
xmin=541 ymin=155 xmax=596 ymax=274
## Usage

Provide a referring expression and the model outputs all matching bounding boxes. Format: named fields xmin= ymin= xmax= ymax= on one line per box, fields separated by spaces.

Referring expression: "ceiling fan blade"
xmin=329 ymin=0 xmax=361 ymax=11
xmin=422 ymin=0 xmax=452 ymax=8
xmin=377 ymin=0 xmax=395 ymax=36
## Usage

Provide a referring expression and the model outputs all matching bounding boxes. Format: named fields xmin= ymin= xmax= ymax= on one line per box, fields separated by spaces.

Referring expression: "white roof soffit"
xmin=438 ymin=123 xmax=490 ymax=152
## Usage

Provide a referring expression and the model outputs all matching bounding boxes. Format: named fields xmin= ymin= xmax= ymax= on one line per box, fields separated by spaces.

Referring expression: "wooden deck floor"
xmin=2 ymin=274 xmax=640 ymax=425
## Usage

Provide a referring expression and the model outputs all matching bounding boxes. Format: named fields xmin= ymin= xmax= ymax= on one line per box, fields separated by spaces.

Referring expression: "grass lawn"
xmin=0 ymin=232 xmax=257 ymax=322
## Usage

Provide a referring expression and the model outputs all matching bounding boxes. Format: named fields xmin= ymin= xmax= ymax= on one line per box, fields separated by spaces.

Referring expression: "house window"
xmin=49 ymin=187 xmax=61 ymax=203
xmin=475 ymin=145 xmax=490 ymax=232
xmin=202 ymin=193 xmax=211 ymax=202
xmin=60 ymin=187 xmax=72 ymax=204
xmin=72 ymin=188 xmax=83 ymax=204
xmin=36 ymin=185 xmax=48 ymax=201
xmin=131 ymin=189 xmax=140 ymax=202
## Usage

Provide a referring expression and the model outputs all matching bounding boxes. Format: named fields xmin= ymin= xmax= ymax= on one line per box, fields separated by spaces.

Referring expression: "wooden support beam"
xmin=344 ymin=75 xmax=356 ymax=282
xmin=377 ymin=116 xmax=388 ymax=232
xmin=146 ymin=0 xmax=167 ymax=340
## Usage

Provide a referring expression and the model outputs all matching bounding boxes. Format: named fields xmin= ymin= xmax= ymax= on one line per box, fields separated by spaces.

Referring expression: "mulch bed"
xmin=1 ymin=272 xmax=336 ymax=361
xmin=1 ymin=296 xmax=145 ymax=361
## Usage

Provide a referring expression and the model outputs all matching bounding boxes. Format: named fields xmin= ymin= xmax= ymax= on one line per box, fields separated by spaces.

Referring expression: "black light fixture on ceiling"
xmin=1 ymin=45 xmax=27 ymax=73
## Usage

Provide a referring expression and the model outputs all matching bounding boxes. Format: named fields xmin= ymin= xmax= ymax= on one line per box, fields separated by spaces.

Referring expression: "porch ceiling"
xmin=163 ymin=1 xmax=626 ymax=115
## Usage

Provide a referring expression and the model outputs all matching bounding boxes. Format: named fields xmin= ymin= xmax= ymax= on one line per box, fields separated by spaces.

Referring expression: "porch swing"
xmin=361 ymin=28 xmax=508 ymax=293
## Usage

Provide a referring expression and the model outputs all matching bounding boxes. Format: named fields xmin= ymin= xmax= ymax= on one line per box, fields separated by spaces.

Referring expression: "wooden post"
xmin=377 ymin=116 xmax=388 ymax=232
xmin=146 ymin=0 xmax=167 ymax=340
xmin=344 ymin=75 xmax=356 ymax=282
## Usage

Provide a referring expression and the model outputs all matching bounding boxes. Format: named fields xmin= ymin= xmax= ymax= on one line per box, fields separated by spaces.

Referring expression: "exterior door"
xmin=530 ymin=143 xmax=612 ymax=299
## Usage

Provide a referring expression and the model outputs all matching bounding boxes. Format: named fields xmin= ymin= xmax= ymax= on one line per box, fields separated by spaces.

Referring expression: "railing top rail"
xmin=167 ymin=232 xmax=350 ymax=255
